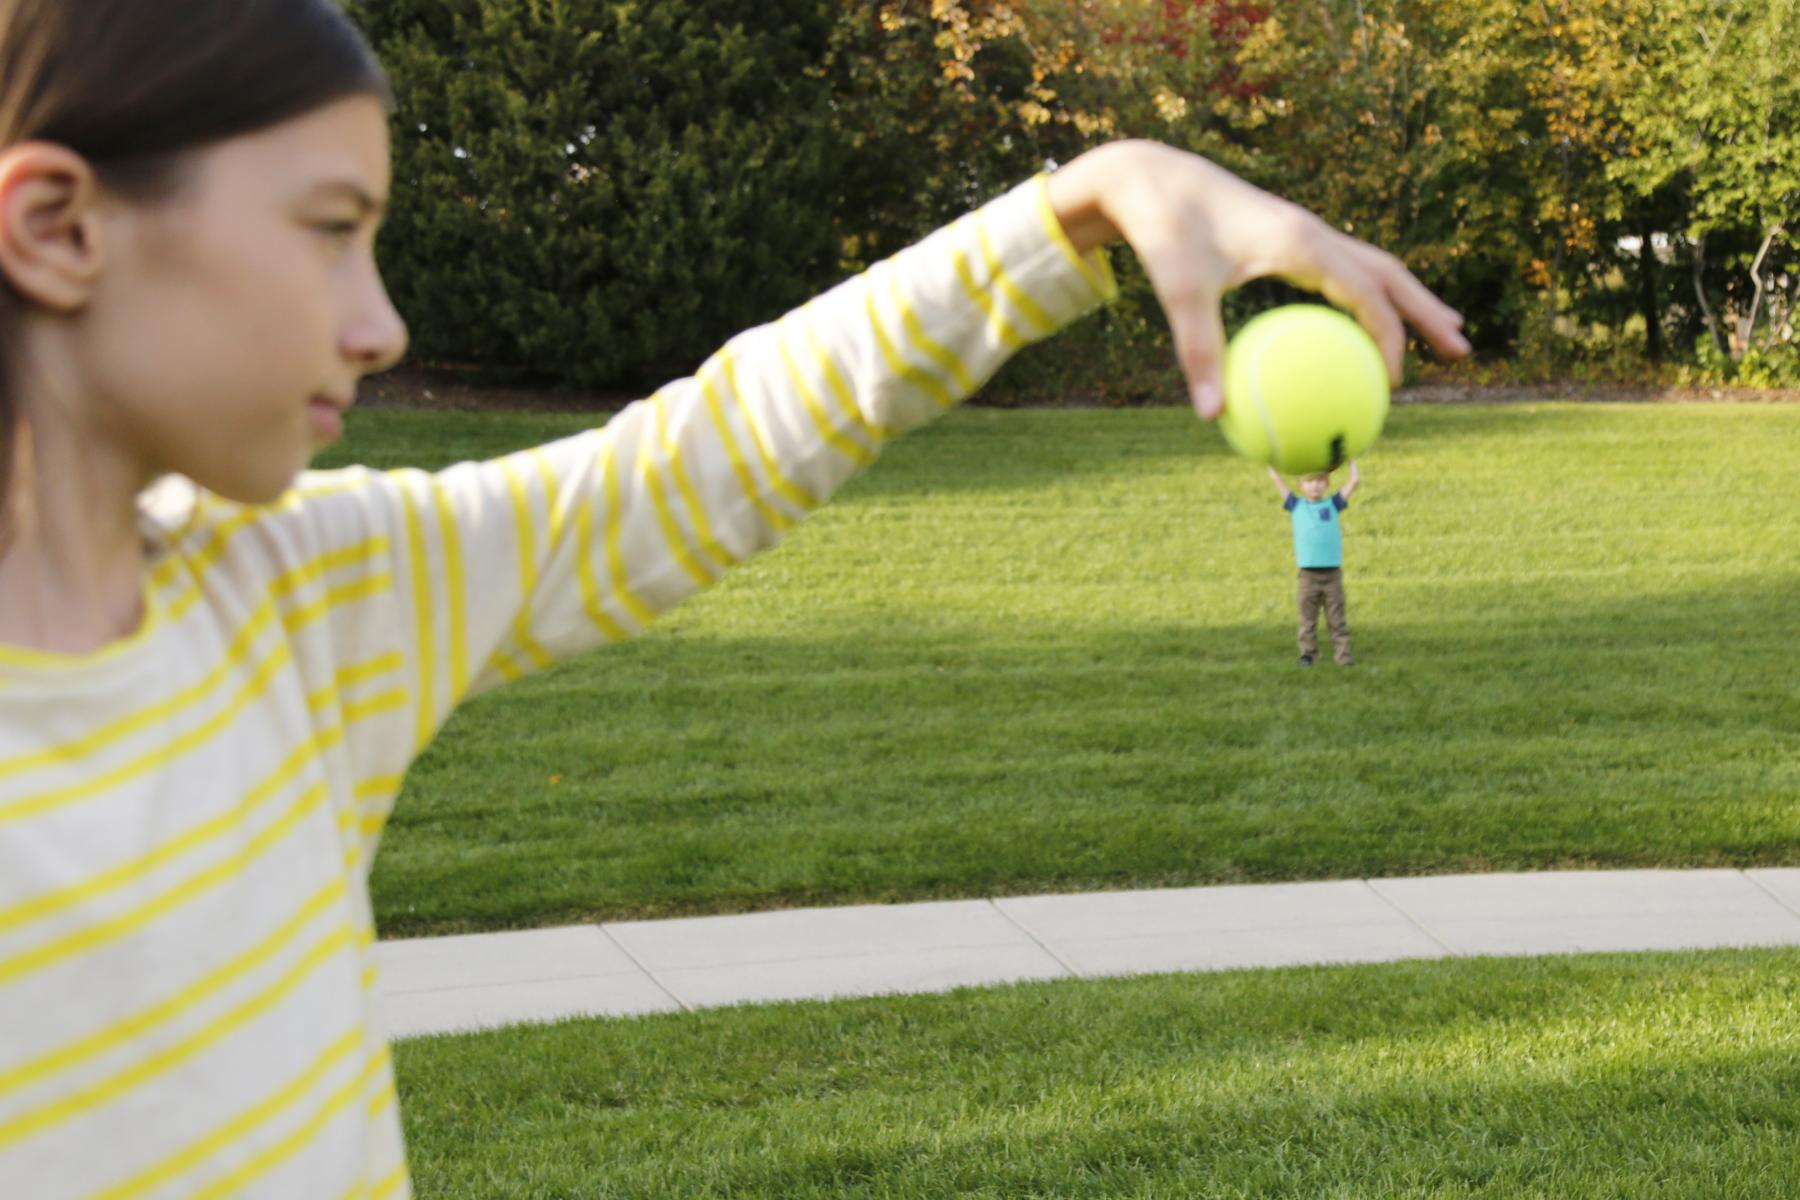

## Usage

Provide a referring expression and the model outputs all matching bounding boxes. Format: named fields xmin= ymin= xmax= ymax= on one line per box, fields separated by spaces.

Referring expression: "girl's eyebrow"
xmin=306 ymin=179 xmax=387 ymax=217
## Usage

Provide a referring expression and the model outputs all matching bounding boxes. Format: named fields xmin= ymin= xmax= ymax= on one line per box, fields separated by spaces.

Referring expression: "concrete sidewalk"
xmin=373 ymin=868 xmax=1800 ymax=1040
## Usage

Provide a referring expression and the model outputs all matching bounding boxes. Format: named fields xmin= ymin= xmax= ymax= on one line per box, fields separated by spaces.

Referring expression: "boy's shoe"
xmin=1336 ymin=655 xmax=1355 ymax=666
xmin=1298 ymin=654 xmax=1315 ymax=667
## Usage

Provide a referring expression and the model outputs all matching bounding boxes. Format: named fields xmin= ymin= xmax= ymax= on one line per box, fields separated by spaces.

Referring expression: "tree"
xmin=1612 ymin=0 xmax=1800 ymax=369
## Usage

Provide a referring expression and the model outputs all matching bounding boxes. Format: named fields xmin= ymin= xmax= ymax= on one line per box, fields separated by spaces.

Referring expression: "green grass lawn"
xmin=311 ymin=403 xmax=1800 ymax=937
xmin=394 ymin=947 xmax=1800 ymax=1198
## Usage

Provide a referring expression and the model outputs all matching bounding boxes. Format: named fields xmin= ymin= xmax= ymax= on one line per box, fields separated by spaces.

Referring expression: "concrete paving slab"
xmin=378 ymin=974 xmax=682 ymax=1040
xmin=373 ymin=870 xmax=1800 ymax=1037
xmin=1745 ymin=869 xmax=1800 ymax=917
xmin=995 ymin=881 xmax=1449 ymax=977
xmin=604 ymin=898 xmax=1044 ymax=970
xmin=376 ymin=924 xmax=642 ymax=994
xmin=654 ymin=942 xmax=1072 ymax=1010
xmin=1369 ymin=869 xmax=1800 ymax=956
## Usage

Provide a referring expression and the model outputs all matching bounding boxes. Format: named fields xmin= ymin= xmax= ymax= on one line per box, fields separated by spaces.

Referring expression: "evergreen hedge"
xmin=349 ymin=0 xmax=859 ymax=391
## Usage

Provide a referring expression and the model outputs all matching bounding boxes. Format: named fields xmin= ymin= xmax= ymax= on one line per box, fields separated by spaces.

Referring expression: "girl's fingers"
xmin=1163 ymin=283 xmax=1228 ymax=418
xmin=1313 ymin=243 xmax=1471 ymax=381
xmin=1381 ymin=256 xmax=1471 ymax=358
xmin=1319 ymin=267 xmax=1409 ymax=384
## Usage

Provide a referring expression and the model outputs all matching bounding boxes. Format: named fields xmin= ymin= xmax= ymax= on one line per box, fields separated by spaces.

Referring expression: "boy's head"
xmin=1297 ymin=471 xmax=1332 ymax=501
xmin=0 ymin=0 xmax=407 ymax=519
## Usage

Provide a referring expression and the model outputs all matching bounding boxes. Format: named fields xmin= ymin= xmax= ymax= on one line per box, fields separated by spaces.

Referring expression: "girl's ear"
xmin=0 ymin=142 xmax=105 ymax=313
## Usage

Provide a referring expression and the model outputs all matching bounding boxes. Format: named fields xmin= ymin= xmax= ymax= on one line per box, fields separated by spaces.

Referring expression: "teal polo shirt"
xmin=1284 ymin=493 xmax=1348 ymax=568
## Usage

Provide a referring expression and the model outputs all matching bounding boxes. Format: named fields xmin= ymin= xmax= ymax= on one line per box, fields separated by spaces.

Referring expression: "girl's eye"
xmin=316 ymin=220 xmax=359 ymax=242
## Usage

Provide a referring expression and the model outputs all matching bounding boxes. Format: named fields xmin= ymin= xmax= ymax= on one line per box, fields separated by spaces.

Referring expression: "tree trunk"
xmin=1638 ymin=227 xmax=1662 ymax=361
xmin=1691 ymin=233 xmax=1729 ymax=359
xmin=1737 ymin=224 xmax=1783 ymax=356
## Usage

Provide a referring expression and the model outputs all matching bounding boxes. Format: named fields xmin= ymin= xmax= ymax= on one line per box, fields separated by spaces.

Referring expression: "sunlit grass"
xmin=395 ymin=947 xmax=1800 ymax=1198
xmin=311 ymin=403 xmax=1800 ymax=935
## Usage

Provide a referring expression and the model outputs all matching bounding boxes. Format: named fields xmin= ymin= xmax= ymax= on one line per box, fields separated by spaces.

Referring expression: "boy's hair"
xmin=0 ymin=0 xmax=389 ymax=540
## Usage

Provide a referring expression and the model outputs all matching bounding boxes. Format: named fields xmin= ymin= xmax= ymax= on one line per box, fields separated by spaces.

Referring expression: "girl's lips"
xmin=308 ymin=397 xmax=345 ymax=441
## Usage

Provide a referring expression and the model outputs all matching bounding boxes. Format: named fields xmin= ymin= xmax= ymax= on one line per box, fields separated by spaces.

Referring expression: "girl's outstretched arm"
xmin=245 ymin=142 xmax=1466 ymax=847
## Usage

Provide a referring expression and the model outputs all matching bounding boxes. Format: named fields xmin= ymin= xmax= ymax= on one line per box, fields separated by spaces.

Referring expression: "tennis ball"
xmin=1217 ymin=304 xmax=1390 ymax=475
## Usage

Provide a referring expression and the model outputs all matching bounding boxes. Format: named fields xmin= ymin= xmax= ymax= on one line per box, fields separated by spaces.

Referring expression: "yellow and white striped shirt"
xmin=0 ymin=176 xmax=1112 ymax=1198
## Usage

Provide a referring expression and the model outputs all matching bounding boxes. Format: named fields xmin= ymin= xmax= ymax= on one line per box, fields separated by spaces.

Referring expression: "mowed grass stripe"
xmin=393 ymin=947 xmax=1800 ymax=1199
xmin=305 ymin=404 xmax=1800 ymax=935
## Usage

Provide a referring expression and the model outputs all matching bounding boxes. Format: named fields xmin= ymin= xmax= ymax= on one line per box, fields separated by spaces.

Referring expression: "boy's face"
xmin=71 ymin=95 xmax=408 ymax=505
xmin=1298 ymin=473 xmax=1331 ymax=500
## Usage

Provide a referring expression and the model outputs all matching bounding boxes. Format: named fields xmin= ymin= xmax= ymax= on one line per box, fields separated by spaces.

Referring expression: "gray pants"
xmin=1297 ymin=568 xmax=1352 ymax=662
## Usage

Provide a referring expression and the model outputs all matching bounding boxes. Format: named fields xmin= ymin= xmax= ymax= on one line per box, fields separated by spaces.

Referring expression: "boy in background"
xmin=1268 ymin=461 xmax=1360 ymax=666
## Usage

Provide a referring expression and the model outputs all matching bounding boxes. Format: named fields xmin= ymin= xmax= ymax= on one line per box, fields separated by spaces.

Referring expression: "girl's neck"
xmin=0 ymin=424 xmax=154 ymax=657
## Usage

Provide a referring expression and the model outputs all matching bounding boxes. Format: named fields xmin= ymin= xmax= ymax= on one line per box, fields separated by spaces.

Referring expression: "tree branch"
xmin=1691 ymin=232 xmax=1729 ymax=358
xmin=1738 ymin=224 xmax=1784 ymax=354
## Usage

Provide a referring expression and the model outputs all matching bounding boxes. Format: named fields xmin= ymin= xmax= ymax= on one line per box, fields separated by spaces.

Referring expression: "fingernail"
xmin=1192 ymin=381 xmax=1222 ymax=420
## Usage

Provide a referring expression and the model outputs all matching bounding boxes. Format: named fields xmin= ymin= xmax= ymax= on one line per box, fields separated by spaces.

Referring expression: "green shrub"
xmin=349 ymin=0 xmax=851 ymax=391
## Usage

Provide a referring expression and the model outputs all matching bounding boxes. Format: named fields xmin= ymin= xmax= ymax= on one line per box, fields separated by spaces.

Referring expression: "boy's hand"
xmin=1047 ymin=141 xmax=1470 ymax=419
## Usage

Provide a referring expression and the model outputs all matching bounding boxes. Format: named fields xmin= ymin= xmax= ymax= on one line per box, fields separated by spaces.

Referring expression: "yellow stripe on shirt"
xmin=86 ymin=1027 xmax=366 ymax=1200
xmin=0 ymin=716 xmax=349 ymax=938
xmin=396 ymin=477 xmax=438 ymax=753
xmin=0 ymin=640 xmax=298 ymax=825
xmin=494 ymin=455 xmax=555 ymax=674
xmin=0 ymin=539 xmax=387 ymax=784
xmin=864 ymin=280 xmax=955 ymax=409
xmin=774 ymin=314 xmax=877 ymax=468
xmin=0 ymin=876 xmax=347 ymax=1100
xmin=973 ymin=206 xmax=1057 ymax=337
xmin=0 ymin=921 xmax=355 ymax=1149
xmin=0 ymin=781 xmax=332 ymax=989
xmin=949 ymin=222 xmax=1028 ymax=351
xmin=887 ymin=266 xmax=977 ymax=401
xmin=596 ymin=429 xmax=659 ymax=627
xmin=800 ymin=318 xmax=896 ymax=445
xmin=1033 ymin=174 xmax=1117 ymax=300
xmin=636 ymin=394 xmax=722 ymax=588
xmin=697 ymin=358 xmax=798 ymax=532
xmin=427 ymin=475 xmax=471 ymax=701
xmin=654 ymin=390 xmax=738 ymax=575
xmin=187 ymin=1046 xmax=384 ymax=1200
xmin=719 ymin=345 xmax=821 ymax=513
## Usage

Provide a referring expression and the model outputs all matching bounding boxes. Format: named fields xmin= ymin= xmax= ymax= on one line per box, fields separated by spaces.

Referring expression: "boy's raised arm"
xmin=1339 ymin=459 xmax=1361 ymax=501
xmin=1267 ymin=465 xmax=1293 ymax=501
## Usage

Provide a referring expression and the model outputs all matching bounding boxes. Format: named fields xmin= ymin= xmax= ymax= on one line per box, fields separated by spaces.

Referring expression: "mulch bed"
xmin=358 ymin=365 xmax=1798 ymax=414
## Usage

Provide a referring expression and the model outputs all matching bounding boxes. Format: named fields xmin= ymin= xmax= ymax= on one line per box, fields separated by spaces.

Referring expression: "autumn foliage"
xmin=347 ymin=0 xmax=1798 ymax=396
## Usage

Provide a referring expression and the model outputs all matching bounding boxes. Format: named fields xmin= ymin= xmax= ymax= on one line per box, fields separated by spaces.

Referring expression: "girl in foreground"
xmin=0 ymin=1 xmax=1467 ymax=1194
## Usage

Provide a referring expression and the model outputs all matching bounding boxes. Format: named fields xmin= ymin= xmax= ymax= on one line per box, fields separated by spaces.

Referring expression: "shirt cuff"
xmin=974 ymin=174 xmax=1119 ymax=334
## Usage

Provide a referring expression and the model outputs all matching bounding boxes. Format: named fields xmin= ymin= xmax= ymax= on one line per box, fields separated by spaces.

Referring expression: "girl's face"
xmin=79 ymin=95 xmax=407 ymax=504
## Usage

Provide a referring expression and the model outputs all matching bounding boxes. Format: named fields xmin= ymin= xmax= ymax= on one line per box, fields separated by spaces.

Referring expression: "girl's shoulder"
xmin=137 ymin=466 xmax=401 ymax=580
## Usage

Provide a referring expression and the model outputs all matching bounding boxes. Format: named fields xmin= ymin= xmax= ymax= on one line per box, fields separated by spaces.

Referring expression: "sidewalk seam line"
xmin=986 ymin=899 xmax=1083 ymax=978
xmin=1741 ymin=870 xmax=1800 ymax=920
xmin=599 ymin=925 xmax=694 ymax=1014
xmin=1361 ymin=879 xmax=1460 ymax=956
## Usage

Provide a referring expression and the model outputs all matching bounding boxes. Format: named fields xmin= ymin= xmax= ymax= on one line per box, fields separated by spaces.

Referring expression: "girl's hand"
xmin=1047 ymin=140 xmax=1471 ymax=419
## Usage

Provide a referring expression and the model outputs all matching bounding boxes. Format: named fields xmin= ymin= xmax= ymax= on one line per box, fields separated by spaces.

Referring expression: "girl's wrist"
xmin=1047 ymin=141 xmax=1148 ymax=254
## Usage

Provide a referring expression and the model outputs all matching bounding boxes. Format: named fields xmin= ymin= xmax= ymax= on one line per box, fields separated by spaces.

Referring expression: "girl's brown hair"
xmin=0 ymin=0 xmax=389 ymax=542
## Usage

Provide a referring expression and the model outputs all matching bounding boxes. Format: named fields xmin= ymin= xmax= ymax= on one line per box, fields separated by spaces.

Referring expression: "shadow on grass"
xmin=370 ymin=572 xmax=1800 ymax=935
xmin=319 ymin=402 xmax=1800 ymax=511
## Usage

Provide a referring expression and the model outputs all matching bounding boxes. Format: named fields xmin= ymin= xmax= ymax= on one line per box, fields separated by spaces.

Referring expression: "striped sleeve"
xmin=293 ymin=173 xmax=1114 ymax=815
